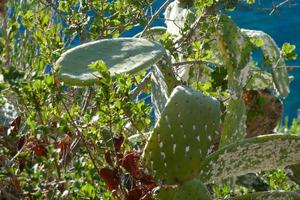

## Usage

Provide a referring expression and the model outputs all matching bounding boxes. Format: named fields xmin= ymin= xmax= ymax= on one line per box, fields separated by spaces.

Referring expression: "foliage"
xmin=0 ymin=0 xmax=299 ymax=199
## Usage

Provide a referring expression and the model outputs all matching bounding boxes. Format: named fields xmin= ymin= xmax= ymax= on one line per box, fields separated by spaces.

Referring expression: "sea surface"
xmin=126 ymin=0 xmax=300 ymax=121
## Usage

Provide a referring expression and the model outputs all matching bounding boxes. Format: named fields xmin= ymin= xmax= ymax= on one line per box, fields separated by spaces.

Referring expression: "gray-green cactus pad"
xmin=174 ymin=179 xmax=212 ymax=200
xmin=242 ymin=29 xmax=290 ymax=97
xmin=55 ymin=38 xmax=165 ymax=86
xmin=246 ymin=65 xmax=273 ymax=91
xmin=198 ymin=134 xmax=300 ymax=184
xmin=143 ymin=85 xmax=220 ymax=184
xmin=220 ymin=99 xmax=247 ymax=147
xmin=228 ymin=191 xmax=300 ymax=200
xmin=134 ymin=26 xmax=167 ymax=41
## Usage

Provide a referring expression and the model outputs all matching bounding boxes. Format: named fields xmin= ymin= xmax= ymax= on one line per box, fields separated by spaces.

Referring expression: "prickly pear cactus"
xmin=242 ymin=29 xmax=290 ymax=97
xmin=55 ymin=38 xmax=165 ymax=86
xmin=245 ymin=65 xmax=273 ymax=91
xmin=198 ymin=134 xmax=300 ymax=184
xmin=228 ymin=191 xmax=300 ymax=200
xmin=153 ymin=187 xmax=177 ymax=200
xmin=134 ymin=28 xmax=178 ymax=119
xmin=173 ymin=179 xmax=212 ymax=200
xmin=216 ymin=14 xmax=251 ymax=146
xmin=219 ymin=99 xmax=247 ymax=147
xmin=151 ymin=55 xmax=178 ymax=119
xmin=143 ymin=85 xmax=220 ymax=184
xmin=134 ymin=26 xmax=167 ymax=41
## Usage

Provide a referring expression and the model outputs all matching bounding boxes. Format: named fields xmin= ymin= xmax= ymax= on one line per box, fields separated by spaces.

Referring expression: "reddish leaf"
xmin=105 ymin=151 xmax=113 ymax=166
xmin=122 ymin=151 xmax=140 ymax=177
xmin=32 ymin=144 xmax=47 ymax=157
xmin=19 ymin=158 xmax=26 ymax=172
xmin=10 ymin=116 xmax=21 ymax=132
xmin=126 ymin=188 xmax=142 ymax=200
xmin=113 ymin=135 xmax=124 ymax=152
xmin=17 ymin=136 xmax=26 ymax=151
xmin=139 ymin=174 xmax=156 ymax=191
xmin=54 ymin=138 xmax=70 ymax=158
xmin=100 ymin=167 xmax=120 ymax=192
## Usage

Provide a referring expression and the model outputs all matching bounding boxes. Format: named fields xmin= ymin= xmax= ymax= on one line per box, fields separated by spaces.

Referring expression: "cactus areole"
xmin=55 ymin=38 xmax=166 ymax=86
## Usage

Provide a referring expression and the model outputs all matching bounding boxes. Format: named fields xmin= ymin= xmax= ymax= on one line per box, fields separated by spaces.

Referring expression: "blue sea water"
xmin=136 ymin=0 xmax=300 ymax=120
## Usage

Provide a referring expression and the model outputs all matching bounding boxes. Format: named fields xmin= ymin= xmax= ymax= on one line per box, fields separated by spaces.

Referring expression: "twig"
xmin=139 ymin=0 xmax=172 ymax=38
xmin=129 ymin=73 xmax=151 ymax=100
xmin=269 ymin=0 xmax=290 ymax=15
xmin=61 ymin=100 xmax=101 ymax=177
xmin=172 ymin=60 xmax=216 ymax=67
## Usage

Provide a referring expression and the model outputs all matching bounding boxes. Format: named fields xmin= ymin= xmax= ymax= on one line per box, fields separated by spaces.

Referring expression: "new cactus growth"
xmin=134 ymin=27 xmax=167 ymax=41
xmin=55 ymin=38 xmax=165 ymax=86
xmin=143 ymin=85 xmax=221 ymax=184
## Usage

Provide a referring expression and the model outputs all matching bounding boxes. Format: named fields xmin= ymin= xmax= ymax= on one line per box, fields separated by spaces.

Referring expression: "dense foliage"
xmin=0 ymin=0 xmax=299 ymax=199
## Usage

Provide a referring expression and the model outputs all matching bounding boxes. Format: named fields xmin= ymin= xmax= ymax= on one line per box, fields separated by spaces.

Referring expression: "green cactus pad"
xmin=151 ymin=56 xmax=178 ymax=119
xmin=198 ymin=134 xmax=300 ymax=184
xmin=220 ymin=99 xmax=247 ymax=147
xmin=174 ymin=179 xmax=212 ymax=200
xmin=55 ymin=38 xmax=165 ymax=86
xmin=134 ymin=26 xmax=167 ymax=41
xmin=217 ymin=14 xmax=251 ymax=71
xmin=153 ymin=186 xmax=177 ymax=200
xmin=228 ymin=191 xmax=300 ymax=200
xmin=143 ymin=85 xmax=220 ymax=184
xmin=242 ymin=29 xmax=290 ymax=97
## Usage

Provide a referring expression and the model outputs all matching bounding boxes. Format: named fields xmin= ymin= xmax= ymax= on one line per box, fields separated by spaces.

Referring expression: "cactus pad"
xmin=174 ymin=179 xmax=212 ymax=200
xmin=153 ymin=186 xmax=177 ymax=200
xmin=198 ymin=134 xmax=300 ymax=184
xmin=143 ymin=85 xmax=220 ymax=184
xmin=220 ymin=99 xmax=247 ymax=147
xmin=55 ymin=38 xmax=165 ymax=86
xmin=242 ymin=29 xmax=290 ymax=97
xmin=134 ymin=26 xmax=167 ymax=41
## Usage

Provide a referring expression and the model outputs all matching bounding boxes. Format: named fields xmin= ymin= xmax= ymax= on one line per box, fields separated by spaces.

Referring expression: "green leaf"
xmin=198 ymin=134 xmax=300 ymax=184
xmin=281 ymin=42 xmax=298 ymax=60
xmin=55 ymin=38 xmax=166 ymax=86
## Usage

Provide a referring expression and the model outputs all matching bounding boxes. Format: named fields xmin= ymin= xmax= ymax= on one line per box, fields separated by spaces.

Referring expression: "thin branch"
xmin=269 ymin=0 xmax=290 ymax=15
xmin=172 ymin=60 xmax=218 ymax=67
xmin=129 ymin=72 xmax=151 ymax=100
xmin=139 ymin=0 xmax=172 ymax=38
